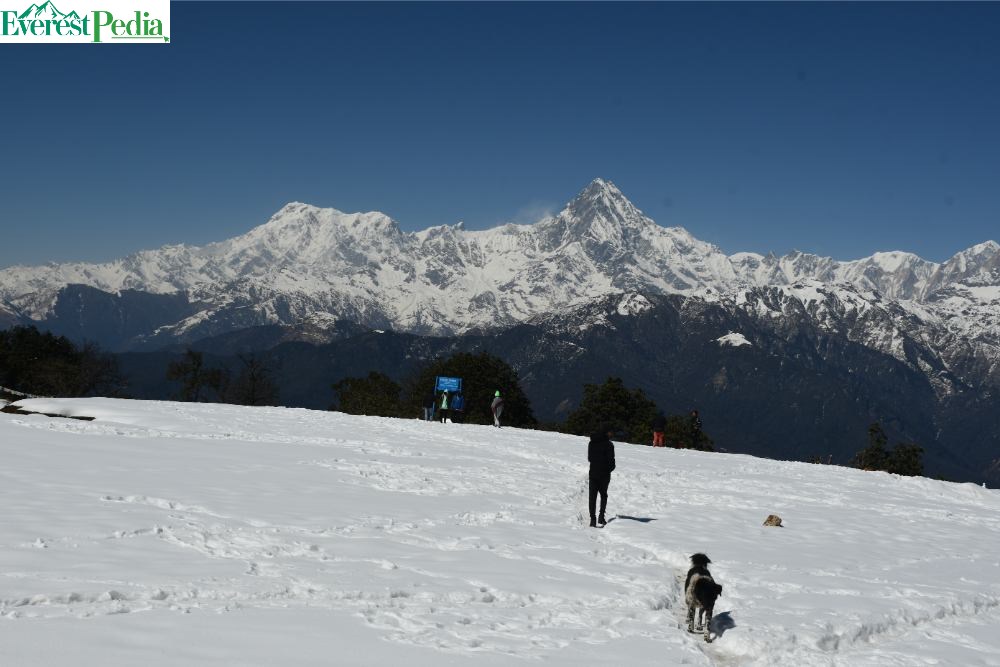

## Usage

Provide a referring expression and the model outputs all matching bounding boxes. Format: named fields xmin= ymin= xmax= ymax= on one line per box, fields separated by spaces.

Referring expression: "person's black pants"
xmin=589 ymin=472 xmax=610 ymax=519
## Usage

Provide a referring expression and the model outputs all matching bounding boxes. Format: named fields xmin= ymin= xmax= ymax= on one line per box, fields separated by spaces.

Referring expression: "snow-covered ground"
xmin=2 ymin=399 xmax=1000 ymax=666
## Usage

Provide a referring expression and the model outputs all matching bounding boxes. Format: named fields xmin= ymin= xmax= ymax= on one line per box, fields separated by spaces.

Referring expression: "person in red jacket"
xmin=652 ymin=411 xmax=667 ymax=447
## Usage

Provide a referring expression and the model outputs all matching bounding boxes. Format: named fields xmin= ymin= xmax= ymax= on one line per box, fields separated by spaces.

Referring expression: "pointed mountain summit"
xmin=929 ymin=239 xmax=1000 ymax=290
xmin=565 ymin=178 xmax=652 ymax=232
xmin=574 ymin=177 xmax=629 ymax=206
xmin=540 ymin=178 xmax=655 ymax=253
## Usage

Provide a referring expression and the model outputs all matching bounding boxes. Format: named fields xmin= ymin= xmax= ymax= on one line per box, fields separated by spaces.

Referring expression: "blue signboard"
xmin=435 ymin=376 xmax=462 ymax=392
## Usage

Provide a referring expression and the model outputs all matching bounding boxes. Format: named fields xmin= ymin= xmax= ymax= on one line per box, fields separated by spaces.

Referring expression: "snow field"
xmin=2 ymin=398 xmax=1000 ymax=666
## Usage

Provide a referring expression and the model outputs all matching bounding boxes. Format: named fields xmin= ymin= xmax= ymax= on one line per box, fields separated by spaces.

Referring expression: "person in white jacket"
xmin=439 ymin=390 xmax=450 ymax=423
xmin=490 ymin=390 xmax=504 ymax=428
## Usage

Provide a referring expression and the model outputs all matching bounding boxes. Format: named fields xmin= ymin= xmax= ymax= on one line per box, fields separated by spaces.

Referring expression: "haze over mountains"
xmin=2 ymin=179 xmax=998 ymax=481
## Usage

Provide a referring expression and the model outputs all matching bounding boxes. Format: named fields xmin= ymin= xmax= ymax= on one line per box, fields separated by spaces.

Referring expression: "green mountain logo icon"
xmin=18 ymin=1 xmax=72 ymax=20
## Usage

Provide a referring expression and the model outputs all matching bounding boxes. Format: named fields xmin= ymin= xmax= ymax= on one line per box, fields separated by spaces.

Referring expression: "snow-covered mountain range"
xmin=1 ymin=178 xmax=998 ymax=388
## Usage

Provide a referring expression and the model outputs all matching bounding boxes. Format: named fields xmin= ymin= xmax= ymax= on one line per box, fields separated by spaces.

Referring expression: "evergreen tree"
xmin=662 ymin=414 xmax=714 ymax=451
xmin=0 ymin=326 xmax=122 ymax=397
xmin=887 ymin=443 xmax=924 ymax=477
xmin=564 ymin=377 xmax=659 ymax=444
xmin=401 ymin=352 xmax=536 ymax=427
xmin=166 ymin=349 xmax=226 ymax=402
xmin=850 ymin=422 xmax=923 ymax=476
xmin=850 ymin=423 xmax=890 ymax=471
xmin=332 ymin=371 xmax=403 ymax=417
xmin=74 ymin=341 xmax=123 ymax=397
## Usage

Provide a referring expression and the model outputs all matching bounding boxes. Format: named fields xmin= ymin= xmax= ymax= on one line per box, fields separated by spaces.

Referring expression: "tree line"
xmin=332 ymin=351 xmax=536 ymax=428
xmin=330 ymin=351 xmax=713 ymax=450
xmin=0 ymin=326 xmax=122 ymax=398
xmin=847 ymin=423 xmax=923 ymax=476
xmin=1 ymin=326 xmax=922 ymax=475
xmin=0 ymin=327 xmax=278 ymax=407
xmin=329 ymin=352 xmax=922 ymax=474
xmin=165 ymin=349 xmax=280 ymax=406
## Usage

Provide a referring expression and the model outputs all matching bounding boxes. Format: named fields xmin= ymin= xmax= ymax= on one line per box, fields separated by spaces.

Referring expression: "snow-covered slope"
xmin=2 ymin=399 xmax=999 ymax=666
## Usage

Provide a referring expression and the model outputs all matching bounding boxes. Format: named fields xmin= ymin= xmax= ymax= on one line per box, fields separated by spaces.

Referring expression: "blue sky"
xmin=2 ymin=2 xmax=999 ymax=268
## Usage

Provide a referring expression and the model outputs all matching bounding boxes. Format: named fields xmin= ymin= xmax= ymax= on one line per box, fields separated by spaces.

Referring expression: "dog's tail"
xmin=690 ymin=553 xmax=711 ymax=567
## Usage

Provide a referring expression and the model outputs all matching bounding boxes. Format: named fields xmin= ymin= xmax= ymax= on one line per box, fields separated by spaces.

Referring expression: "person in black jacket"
xmin=587 ymin=425 xmax=616 ymax=527
xmin=689 ymin=409 xmax=702 ymax=447
xmin=423 ymin=391 xmax=437 ymax=421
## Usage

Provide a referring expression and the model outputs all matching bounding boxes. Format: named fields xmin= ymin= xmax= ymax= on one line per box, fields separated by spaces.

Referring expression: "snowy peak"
xmin=256 ymin=202 xmax=402 ymax=238
xmin=962 ymin=239 xmax=1000 ymax=255
xmin=565 ymin=178 xmax=650 ymax=229
xmin=867 ymin=251 xmax=927 ymax=273
xmin=834 ymin=251 xmax=937 ymax=300
xmin=933 ymin=240 xmax=1000 ymax=288
xmin=573 ymin=177 xmax=631 ymax=210
xmin=218 ymin=202 xmax=406 ymax=272
xmin=780 ymin=251 xmax=841 ymax=283
xmin=550 ymin=178 xmax=654 ymax=251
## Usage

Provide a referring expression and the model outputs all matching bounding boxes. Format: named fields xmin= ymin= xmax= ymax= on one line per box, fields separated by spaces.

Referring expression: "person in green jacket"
xmin=439 ymin=390 xmax=450 ymax=423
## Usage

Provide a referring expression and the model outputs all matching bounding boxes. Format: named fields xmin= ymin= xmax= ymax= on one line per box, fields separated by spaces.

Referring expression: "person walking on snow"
xmin=424 ymin=391 xmax=437 ymax=421
xmin=587 ymin=425 xmax=616 ymax=527
xmin=689 ymin=409 xmax=702 ymax=448
xmin=491 ymin=390 xmax=504 ymax=427
xmin=439 ymin=390 xmax=450 ymax=423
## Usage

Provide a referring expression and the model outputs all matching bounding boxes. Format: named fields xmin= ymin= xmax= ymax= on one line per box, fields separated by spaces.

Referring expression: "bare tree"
xmin=166 ymin=349 xmax=227 ymax=402
xmin=225 ymin=353 xmax=279 ymax=406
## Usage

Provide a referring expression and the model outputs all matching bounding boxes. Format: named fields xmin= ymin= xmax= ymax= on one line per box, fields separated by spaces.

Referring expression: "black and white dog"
xmin=685 ymin=553 xmax=723 ymax=642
